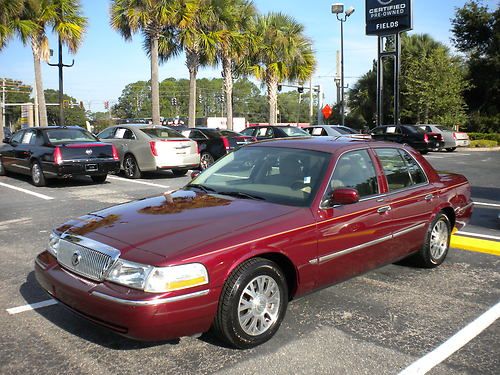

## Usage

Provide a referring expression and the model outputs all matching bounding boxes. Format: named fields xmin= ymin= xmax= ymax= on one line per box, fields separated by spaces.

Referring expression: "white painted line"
xmin=0 ymin=182 xmax=54 ymax=200
xmin=399 ymin=301 xmax=500 ymax=375
xmin=107 ymin=175 xmax=170 ymax=189
xmin=474 ymin=201 xmax=500 ymax=208
xmin=455 ymin=231 xmax=500 ymax=241
xmin=424 ymin=156 xmax=444 ymax=159
xmin=6 ymin=299 xmax=58 ymax=315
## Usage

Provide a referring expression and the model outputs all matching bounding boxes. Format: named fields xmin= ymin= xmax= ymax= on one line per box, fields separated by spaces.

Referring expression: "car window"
xmin=98 ymin=127 xmax=116 ymax=139
xmin=193 ymin=146 xmax=330 ymax=207
xmin=240 ymin=128 xmax=255 ymax=136
xmin=140 ymin=127 xmax=184 ymax=139
xmin=308 ymin=127 xmax=324 ymax=136
xmin=257 ymin=127 xmax=272 ymax=137
xmin=184 ymin=129 xmax=207 ymax=139
xmin=332 ymin=127 xmax=350 ymax=135
xmin=10 ymin=130 xmax=24 ymax=144
xmin=21 ymin=130 xmax=36 ymax=145
xmin=399 ymin=150 xmax=427 ymax=185
xmin=436 ymin=125 xmax=452 ymax=132
xmin=45 ymin=128 xmax=97 ymax=144
xmin=280 ymin=127 xmax=309 ymax=136
xmin=326 ymin=149 xmax=379 ymax=199
xmin=375 ymin=148 xmax=413 ymax=191
xmin=219 ymin=130 xmax=241 ymax=137
xmin=114 ymin=128 xmax=136 ymax=140
xmin=371 ymin=127 xmax=385 ymax=135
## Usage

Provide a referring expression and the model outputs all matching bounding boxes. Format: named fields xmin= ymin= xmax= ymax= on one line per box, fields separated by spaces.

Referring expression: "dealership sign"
xmin=365 ymin=0 xmax=412 ymax=36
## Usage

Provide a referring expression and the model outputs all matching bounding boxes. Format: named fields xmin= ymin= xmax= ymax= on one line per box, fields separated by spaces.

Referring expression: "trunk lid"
xmin=59 ymin=142 xmax=115 ymax=160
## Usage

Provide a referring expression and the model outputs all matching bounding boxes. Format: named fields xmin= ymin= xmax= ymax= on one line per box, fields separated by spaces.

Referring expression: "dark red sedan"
xmin=35 ymin=138 xmax=473 ymax=348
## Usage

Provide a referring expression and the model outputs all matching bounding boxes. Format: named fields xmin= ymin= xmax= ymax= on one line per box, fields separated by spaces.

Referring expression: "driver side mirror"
xmin=331 ymin=188 xmax=360 ymax=205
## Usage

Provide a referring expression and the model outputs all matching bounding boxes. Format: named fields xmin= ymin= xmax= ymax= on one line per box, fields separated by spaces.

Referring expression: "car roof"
xmin=247 ymin=136 xmax=400 ymax=154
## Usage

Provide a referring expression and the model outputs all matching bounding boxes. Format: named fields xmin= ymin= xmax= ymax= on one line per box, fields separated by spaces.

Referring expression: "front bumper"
xmin=34 ymin=251 xmax=219 ymax=341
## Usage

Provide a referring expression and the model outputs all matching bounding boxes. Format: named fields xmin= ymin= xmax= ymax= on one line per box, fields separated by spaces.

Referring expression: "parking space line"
xmin=107 ymin=175 xmax=170 ymax=188
xmin=0 ymin=182 xmax=54 ymax=200
xmin=6 ymin=299 xmax=58 ymax=315
xmin=399 ymin=301 xmax=500 ymax=375
xmin=456 ymin=231 xmax=500 ymax=241
xmin=474 ymin=201 xmax=500 ymax=208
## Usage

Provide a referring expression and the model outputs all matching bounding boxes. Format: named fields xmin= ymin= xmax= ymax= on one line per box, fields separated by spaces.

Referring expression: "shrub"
xmin=468 ymin=133 xmax=500 ymax=143
xmin=469 ymin=140 xmax=498 ymax=148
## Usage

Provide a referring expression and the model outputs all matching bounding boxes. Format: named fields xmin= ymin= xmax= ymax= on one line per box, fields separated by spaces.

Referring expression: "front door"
xmin=314 ymin=148 xmax=395 ymax=287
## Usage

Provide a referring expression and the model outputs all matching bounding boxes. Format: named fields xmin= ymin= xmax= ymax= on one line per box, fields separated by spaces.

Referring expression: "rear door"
xmin=373 ymin=147 xmax=437 ymax=258
xmin=3 ymin=130 xmax=25 ymax=173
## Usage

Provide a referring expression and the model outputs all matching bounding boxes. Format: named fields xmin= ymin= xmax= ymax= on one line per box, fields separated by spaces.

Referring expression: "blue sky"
xmin=0 ymin=0 xmax=496 ymax=112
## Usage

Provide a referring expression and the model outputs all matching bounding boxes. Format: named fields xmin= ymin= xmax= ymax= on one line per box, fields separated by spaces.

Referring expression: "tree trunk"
xmin=266 ymin=75 xmax=278 ymax=125
xmin=222 ymin=55 xmax=233 ymax=130
xmin=32 ymin=39 xmax=48 ymax=127
xmin=186 ymin=50 xmax=199 ymax=128
xmin=150 ymin=36 xmax=160 ymax=125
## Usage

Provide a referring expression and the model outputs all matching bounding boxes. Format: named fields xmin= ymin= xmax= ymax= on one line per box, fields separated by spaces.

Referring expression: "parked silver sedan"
xmin=417 ymin=124 xmax=470 ymax=152
xmin=98 ymin=125 xmax=200 ymax=178
xmin=304 ymin=125 xmax=371 ymax=139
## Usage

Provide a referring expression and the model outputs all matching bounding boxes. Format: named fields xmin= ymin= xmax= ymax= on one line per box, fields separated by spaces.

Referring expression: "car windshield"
xmin=219 ymin=130 xmax=242 ymax=137
xmin=339 ymin=126 xmax=358 ymax=134
xmin=405 ymin=126 xmax=425 ymax=134
xmin=280 ymin=127 xmax=310 ymax=137
xmin=141 ymin=127 xmax=185 ymax=139
xmin=436 ymin=125 xmax=452 ymax=132
xmin=45 ymin=128 xmax=97 ymax=143
xmin=331 ymin=127 xmax=350 ymax=134
xmin=190 ymin=146 xmax=330 ymax=207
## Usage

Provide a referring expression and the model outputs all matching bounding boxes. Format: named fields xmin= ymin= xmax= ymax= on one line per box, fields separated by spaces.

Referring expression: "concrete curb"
xmin=460 ymin=147 xmax=500 ymax=152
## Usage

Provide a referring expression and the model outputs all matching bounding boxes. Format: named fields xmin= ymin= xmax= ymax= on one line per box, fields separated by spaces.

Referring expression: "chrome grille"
xmin=57 ymin=235 xmax=120 ymax=281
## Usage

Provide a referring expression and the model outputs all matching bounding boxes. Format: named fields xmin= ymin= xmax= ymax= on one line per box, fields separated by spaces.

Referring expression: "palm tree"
xmin=9 ymin=0 xmax=87 ymax=127
xmin=249 ymin=13 xmax=316 ymax=125
xmin=0 ymin=0 xmax=25 ymax=50
xmin=110 ymin=0 xmax=175 ymax=125
xmin=212 ymin=0 xmax=256 ymax=130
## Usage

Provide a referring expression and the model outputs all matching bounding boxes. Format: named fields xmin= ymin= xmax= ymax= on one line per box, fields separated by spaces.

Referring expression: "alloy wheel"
xmin=429 ymin=219 xmax=449 ymax=260
xmin=200 ymin=153 xmax=215 ymax=170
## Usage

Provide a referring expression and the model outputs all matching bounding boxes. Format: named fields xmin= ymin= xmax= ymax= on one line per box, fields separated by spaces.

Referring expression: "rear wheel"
xmin=123 ymin=154 xmax=141 ymax=179
xmin=171 ymin=168 xmax=188 ymax=177
xmin=446 ymin=147 xmax=457 ymax=152
xmin=412 ymin=213 xmax=451 ymax=268
xmin=0 ymin=157 xmax=6 ymax=176
xmin=91 ymin=174 xmax=107 ymax=183
xmin=31 ymin=161 xmax=46 ymax=187
xmin=200 ymin=152 xmax=215 ymax=170
xmin=213 ymin=258 xmax=288 ymax=349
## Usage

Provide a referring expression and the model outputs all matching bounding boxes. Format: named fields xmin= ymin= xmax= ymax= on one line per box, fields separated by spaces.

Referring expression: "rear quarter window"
xmin=375 ymin=148 xmax=413 ymax=191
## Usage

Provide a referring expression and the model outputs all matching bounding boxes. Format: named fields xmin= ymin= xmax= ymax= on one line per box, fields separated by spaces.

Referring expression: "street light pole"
xmin=332 ymin=3 xmax=354 ymax=126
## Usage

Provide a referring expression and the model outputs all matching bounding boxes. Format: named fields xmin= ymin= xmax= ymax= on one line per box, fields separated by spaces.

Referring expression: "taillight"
xmin=149 ymin=141 xmax=158 ymax=156
xmin=111 ymin=145 xmax=119 ymax=161
xmin=221 ymin=136 xmax=230 ymax=150
xmin=53 ymin=147 xmax=63 ymax=165
xmin=453 ymin=132 xmax=457 ymax=140
xmin=424 ymin=133 xmax=429 ymax=142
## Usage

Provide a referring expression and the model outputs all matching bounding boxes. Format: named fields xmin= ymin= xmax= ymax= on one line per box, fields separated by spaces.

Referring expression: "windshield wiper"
xmin=216 ymin=191 xmax=266 ymax=201
xmin=185 ymin=183 xmax=217 ymax=193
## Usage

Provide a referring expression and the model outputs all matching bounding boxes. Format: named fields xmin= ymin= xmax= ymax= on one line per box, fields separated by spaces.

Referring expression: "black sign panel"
xmin=365 ymin=0 xmax=412 ymax=36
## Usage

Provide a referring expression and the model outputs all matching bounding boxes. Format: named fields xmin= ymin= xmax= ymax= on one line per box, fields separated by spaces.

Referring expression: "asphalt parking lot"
xmin=0 ymin=150 xmax=498 ymax=375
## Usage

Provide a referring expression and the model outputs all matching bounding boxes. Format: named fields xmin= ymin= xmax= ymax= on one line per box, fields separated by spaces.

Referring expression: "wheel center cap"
xmin=253 ymin=295 xmax=267 ymax=314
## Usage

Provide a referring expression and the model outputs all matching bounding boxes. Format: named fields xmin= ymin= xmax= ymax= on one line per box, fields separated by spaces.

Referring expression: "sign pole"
xmin=394 ymin=33 xmax=401 ymax=125
xmin=377 ymin=36 xmax=383 ymax=126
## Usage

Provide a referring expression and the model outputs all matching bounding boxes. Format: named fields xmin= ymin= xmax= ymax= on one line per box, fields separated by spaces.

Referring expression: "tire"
xmin=31 ymin=161 xmax=46 ymax=187
xmin=91 ymin=174 xmax=107 ymax=183
xmin=200 ymin=152 xmax=215 ymax=170
xmin=123 ymin=154 xmax=141 ymax=179
xmin=445 ymin=147 xmax=457 ymax=152
xmin=411 ymin=213 xmax=451 ymax=268
xmin=213 ymin=258 xmax=288 ymax=349
xmin=0 ymin=157 xmax=6 ymax=176
xmin=171 ymin=168 xmax=188 ymax=177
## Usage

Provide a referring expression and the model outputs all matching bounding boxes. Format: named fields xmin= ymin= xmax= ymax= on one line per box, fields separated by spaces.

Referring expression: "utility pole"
xmin=1 ymin=79 xmax=5 ymax=139
xmin=309 ymin=78 xmax=313 ymax=125
xmin=48 ymin=36 xmax=74 ymax=126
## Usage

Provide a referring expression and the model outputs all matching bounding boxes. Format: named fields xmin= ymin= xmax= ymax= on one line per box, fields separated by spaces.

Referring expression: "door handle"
xmin=424 ymin=194 xmax=434 ymax=201
xmin=377 ymin=205 xmax=392 ymax=214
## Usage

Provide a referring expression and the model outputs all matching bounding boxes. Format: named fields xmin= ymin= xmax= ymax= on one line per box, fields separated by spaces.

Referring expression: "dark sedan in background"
xmin=0 ymin=126 xmax=120 ymax=186
xmin=370 ymin=124 xmax=443 ymax=154
xmin=175 ymin=127 xmax=255 ymax=169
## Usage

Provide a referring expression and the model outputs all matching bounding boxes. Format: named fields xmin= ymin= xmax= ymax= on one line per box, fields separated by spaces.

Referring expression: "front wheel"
xmin=213 ymin=258 xmax=288 ymax=349
xmin=412 ymin=213 xmax=451 ymax=268
xmin=446 ymin=147 xmax=457 ymax=152
xmin=31 ymin=161 xmax=47 ymax=187
xmin=91 ymin=174 xmax=107 ymax=183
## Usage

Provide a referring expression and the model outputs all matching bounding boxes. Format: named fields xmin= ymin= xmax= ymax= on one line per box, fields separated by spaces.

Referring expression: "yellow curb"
xmin=451 ymin=235 xmax=500 ymax=256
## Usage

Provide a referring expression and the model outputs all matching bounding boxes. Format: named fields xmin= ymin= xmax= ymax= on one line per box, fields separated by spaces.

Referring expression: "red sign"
xmin=322 ymin=104 xmax=332 ymax=120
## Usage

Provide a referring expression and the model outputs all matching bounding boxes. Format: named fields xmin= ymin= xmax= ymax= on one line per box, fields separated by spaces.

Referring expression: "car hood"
xmin=60 ymin=189 xmax=300 ymax=262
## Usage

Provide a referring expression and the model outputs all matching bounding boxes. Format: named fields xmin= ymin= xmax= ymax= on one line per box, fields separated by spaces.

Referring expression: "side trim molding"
xmin=91 ymin=289 xmax=210 ymax=306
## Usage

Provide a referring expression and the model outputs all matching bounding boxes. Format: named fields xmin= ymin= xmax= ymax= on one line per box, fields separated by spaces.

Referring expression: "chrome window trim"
xmin=91 ymin=289 xmax=210 ymax=306
xmin=310 ymin=222 xmax=428 ymax=265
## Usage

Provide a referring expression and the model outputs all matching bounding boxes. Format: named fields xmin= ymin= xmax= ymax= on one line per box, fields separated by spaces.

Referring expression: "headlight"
xmin=106 ymin=260 xmax=209 ymax=293
xmin=47 ymin=232 xmax=60 ymax=256
xmin=144 ymin=263 xmax=209 ymax=293
xmin=106 ymin=259 xmax=153 ymax=290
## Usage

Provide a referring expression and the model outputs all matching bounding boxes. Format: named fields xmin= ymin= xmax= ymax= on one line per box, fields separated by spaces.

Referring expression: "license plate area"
xmin=85 ymin=164 xmax=98 ymax=172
